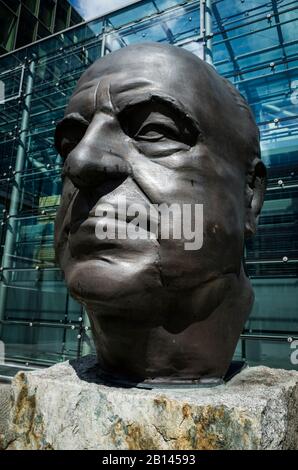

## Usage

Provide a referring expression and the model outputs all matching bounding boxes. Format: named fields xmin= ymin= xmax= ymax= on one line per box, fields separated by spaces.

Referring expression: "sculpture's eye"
xmin=135 ymin=122 xmax=180 ymax=142
xmin=119 ymin=100 xmax=198 ymax=148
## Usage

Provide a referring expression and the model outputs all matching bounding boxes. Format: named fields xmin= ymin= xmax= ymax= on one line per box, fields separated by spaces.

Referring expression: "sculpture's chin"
xmin=61 ymin=244 xmax=253 ymax=381
xmin=83 ymin=267 xmax=254 ymax=382
xmin=63 ymin=251 xmax=247 ymax=332
xmin=63 ymin=254 xmax=163 ymax=307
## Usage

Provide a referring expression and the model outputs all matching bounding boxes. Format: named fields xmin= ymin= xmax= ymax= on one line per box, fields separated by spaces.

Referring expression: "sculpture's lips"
xmin=68 ymin=211 xmax=154 ymax=234
xmin=68 ymin=214 xmax=156 ymax=257
xmin=67 ymin=197 xmax=158 ymax=235
xmin=68 ymin=217 xmax=126 ymax=255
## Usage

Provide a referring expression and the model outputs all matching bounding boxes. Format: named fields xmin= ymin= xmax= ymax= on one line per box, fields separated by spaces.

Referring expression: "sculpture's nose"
xmin=63 ymin=113 xmax=131 ymax=189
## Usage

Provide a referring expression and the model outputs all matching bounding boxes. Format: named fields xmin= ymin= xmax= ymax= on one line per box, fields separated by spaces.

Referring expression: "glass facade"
xmin=0 ymin=0 xmax=297 ymax=374
xmin=0 ymin=0 xmax=83 ymax=56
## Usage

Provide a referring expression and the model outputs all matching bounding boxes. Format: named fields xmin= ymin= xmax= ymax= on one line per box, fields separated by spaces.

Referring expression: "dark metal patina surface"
xmin=54 ymin=43 xmax=266 ymax=383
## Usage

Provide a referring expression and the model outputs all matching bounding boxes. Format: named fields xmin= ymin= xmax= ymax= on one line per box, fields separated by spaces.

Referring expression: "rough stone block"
xmin=1 ymin=356 xmax=297 ymax=450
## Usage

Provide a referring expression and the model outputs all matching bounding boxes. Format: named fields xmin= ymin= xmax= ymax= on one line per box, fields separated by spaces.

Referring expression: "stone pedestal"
xmin=1 ymin=356 xmax=297 ymax=450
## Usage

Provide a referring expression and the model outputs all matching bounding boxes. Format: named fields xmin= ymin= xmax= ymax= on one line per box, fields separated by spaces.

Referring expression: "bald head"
xmin=64 ymin=43 xmax=259 ymax=165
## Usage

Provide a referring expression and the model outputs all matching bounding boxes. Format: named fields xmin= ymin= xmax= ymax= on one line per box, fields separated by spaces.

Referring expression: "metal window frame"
xmin=0 ymin=63 xmax=25 ymax=103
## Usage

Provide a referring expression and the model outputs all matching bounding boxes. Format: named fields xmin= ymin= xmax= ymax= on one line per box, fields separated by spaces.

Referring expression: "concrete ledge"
xmin=1 ymin=356 xmax=297 ymax=450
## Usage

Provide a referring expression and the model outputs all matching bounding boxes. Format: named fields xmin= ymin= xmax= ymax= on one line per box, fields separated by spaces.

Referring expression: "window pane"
xmin=54 ymin=1 xmax=69 ymax=32
xmin=23 ymin=0 xmax=38 ymax=15
xmin=15 ymin=6 xmax=37 ymax=48
xmin=39 ymin=0 xmax=54 ymax=29
xmin=0 ymin=3 xmax=17 ymax=51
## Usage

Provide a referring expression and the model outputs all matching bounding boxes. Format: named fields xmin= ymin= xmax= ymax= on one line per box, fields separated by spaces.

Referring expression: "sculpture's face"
xmin=55 ymin=43 xmax=265 ymax=327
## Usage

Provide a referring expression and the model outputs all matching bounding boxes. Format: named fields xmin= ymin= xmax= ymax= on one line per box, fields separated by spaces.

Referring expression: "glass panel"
xmin=248 ymin=278 xmax=298 ymax=333
xmin=70 ymin=8 xmax=82 ymax=27
xmin=54 ymin=1 xmax=69 ymax=32
xmin=1 ymin=214 xmax=57 ymax=269
xmin=38 ymin=0 xmax=54 ymax=29
xmin=2 ymin=322 xmax=80 ymax=364
xmin=0 ymin=177 xmax=12 ymax=215
xmin=106 ymin=2 xmax=199 ymax=49
xmin=0 ymin=3 xmax=17 ymax=51
xmin=23 ymin=0 xmax=38 ymax=15
xmin=19 ymin=169 xmax=62 ymax=215
xmin=1 ymin=0 xmax=19 ymax=13
xmin=0 ymin=138 xmax=18 ymax=176
xmin=233 ymin=338 xmax=295 ymax=370
xmin=0 ymin=267 xmax=85 ymax=364
xmin=37 ymin=23 xmax=51 ymax=40
xmin=15 ymin=6 xmax=37 ymax=48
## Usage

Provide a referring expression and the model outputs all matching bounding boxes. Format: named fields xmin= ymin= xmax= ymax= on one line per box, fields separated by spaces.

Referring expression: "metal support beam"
xmin=200 ymin=0 xmax=213 ymax=65
xmin=205 ymin=0 xmax=213 ymax=65
xmin=101 ymin=19 xmax=107 ymax=57
xmin=0 ymin=58 xmax=35 ymax=334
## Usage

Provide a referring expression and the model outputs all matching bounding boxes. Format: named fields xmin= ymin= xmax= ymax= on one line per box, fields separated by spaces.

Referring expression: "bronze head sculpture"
xmin=54 ymin=43 xmax=266 ymax=384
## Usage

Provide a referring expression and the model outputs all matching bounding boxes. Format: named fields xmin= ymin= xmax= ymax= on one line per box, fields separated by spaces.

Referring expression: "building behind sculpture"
xmin=0 ymin=0 xmax=297 ymax=378
xmin=0 ymin=0 xmax=83 ymax=56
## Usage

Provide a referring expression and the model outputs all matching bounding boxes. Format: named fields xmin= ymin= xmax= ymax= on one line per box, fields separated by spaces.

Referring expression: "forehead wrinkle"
xmin=94 ymin=78 xmax=115 ymax=114
xmin=73 ymin=77 xmax=99 ymax=95
xmin=91 ymin=75 xmax=157 ymax=113
xmin=93 ymin=79 xmax=101 ymax=113
xmin=65 ymin=85 xmax=95 ymax=121
xmin=111 ymin=77 xmax=156 ymax=95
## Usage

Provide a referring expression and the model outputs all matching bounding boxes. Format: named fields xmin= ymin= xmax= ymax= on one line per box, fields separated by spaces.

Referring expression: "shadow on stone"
xmin=70 ymin=355 xmax=247 ymax=389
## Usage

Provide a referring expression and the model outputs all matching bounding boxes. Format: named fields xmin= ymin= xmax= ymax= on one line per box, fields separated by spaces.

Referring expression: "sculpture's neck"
xmin=87 ymin=266 xmax=254 ymax=382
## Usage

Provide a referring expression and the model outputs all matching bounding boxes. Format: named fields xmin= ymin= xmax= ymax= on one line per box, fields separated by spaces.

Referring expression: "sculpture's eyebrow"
xmin=55 ymin=113 xmax=89 ymax=153
xmin=114 ymin=93 xmax=202 ymax=134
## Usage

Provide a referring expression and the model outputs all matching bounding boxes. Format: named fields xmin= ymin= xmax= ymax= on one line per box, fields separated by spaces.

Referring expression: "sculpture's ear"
xmin=245 ymin=157 xmax=267 ymax=237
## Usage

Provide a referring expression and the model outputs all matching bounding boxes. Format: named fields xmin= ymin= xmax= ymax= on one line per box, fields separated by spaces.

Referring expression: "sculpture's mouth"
xmin=68 ymin=217 xmax=123 ymax=255
xmin=68 ymin=216 xmax=155 ymax=258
